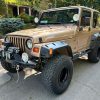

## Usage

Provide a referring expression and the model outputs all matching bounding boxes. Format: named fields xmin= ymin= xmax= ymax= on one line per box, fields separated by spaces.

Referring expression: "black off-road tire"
xmin=1 ymin=60 xmax=23 ymax=73
xmin=88 ymin=48 xmax=100 ymax=63
xmin=41 ymin=55 xmax=73 ymax=95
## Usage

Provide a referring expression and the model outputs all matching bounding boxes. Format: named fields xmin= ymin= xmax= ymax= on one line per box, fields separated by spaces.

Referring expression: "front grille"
xmin=8 ymin=36 xmax=27 ymax=52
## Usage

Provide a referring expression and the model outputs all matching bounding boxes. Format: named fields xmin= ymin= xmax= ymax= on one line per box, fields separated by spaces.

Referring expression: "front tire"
xmin=42 ymin=55 xmax=73 ymax=94
xmin=1 ymin=60 xmax=23 ymax=73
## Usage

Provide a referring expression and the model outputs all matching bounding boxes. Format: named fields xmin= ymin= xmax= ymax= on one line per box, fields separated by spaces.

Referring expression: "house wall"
xmin=7 ymin=5 xmax=32 ymax=17
xmin=19 ymin=7 xmax=29 ymax=15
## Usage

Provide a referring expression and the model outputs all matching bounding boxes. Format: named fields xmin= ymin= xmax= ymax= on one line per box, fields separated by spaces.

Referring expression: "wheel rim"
xmin=59 ymin=68 xmax=69 ymax=84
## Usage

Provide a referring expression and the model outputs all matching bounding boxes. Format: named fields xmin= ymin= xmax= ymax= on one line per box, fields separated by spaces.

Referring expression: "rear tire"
xmin=42 ymin=55 xmax=73 ymax=95
xmin=88 ymin=48 xmax=100 ymax=63
xmin=1 ymin=60 xmax=23 ymax=73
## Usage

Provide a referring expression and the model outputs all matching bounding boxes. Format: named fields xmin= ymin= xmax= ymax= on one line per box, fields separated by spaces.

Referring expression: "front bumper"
xmin=0 ymin=47 xmax=38 ymax=69
xmin=6 ymin=59 xmax=37 ymax=69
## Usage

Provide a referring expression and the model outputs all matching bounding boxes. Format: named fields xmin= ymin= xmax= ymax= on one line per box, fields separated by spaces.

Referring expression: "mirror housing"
xmin=73 ymin=14 xmax=79 ymax=22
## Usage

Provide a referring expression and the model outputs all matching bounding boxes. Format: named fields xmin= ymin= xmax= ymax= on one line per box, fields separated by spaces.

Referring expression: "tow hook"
xmin=16 ymin=65 xmax=20 ymax=83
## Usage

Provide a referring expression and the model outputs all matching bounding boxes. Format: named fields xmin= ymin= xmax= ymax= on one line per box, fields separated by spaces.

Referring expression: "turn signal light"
xmin=49 ymin=48 xmax=53 ymax=55
xmin=33 ymin=47 xmax=39 ymax=53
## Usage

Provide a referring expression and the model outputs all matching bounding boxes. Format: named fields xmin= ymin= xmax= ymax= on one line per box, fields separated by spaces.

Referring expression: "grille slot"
xmin=8 ymin=36 xmax=26 ymax=52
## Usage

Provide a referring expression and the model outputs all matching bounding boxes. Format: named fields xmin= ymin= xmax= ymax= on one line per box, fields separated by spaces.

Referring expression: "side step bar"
xmin=72 ymin=49 xmax=91 ymax=61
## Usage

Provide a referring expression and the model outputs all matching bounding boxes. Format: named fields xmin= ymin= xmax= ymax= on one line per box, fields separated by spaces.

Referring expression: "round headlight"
xmin=5 ymin=36 xmax=9 ymax=42
xmin=22 ymin=53 xmax=29 ymax=63
xmin=26 ymin=39 xmax=33 ymax=49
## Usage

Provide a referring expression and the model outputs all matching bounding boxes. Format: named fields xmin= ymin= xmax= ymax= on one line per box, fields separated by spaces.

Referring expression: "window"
xmin=93 ymin=12 xmax=100 ymax=28
xmin=81 ymin=10 xmax=91 ymax=26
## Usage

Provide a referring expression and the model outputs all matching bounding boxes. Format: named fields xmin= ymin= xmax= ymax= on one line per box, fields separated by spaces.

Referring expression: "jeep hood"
xmin=8 ymin=25 xmax=77 ymax=43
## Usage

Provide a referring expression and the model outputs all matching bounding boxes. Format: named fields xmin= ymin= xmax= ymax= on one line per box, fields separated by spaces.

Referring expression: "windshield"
xmin=39 ymin=8 xmax=79 ymax=25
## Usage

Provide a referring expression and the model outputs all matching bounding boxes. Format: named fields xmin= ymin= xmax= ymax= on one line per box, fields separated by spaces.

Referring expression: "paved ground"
xmin=0 ymin=58 xmax=100 ymax=100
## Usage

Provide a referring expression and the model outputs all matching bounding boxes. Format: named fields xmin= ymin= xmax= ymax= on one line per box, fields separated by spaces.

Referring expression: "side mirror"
xmin=34 ymin=17 xmax=39 ymax=24
xmin=73 ymin=14 xmax=79 ymax=22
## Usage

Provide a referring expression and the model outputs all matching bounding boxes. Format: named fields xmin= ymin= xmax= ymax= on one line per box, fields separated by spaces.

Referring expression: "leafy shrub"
xmin=29 ymin=16 xmax=35 ymax=23
xmin=0 ymin=15 xmax=3 ymax=18
xmin=18 ymin=13 xmax=34 ymax=23
xmin=0 ymin=18 xmax=25 ymax=34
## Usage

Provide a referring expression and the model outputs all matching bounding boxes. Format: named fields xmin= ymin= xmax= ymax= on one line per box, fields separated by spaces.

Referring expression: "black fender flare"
xmin=90 ymin=33 xmax=100 ymax=49
xmin=40 ymin=41 xmax=73 ymax=58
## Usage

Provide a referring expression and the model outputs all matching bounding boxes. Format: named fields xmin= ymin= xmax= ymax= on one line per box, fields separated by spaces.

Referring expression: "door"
xmin=77 ymin=9 xmax=92 ymax=51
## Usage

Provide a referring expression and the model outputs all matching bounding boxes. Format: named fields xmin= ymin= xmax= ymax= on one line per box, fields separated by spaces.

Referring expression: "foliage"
xmin=0 ymin=18 xmax=25 ymax=34
xmin=18 ymin=12 xmax=34 ymax=23
xmin=28 ymin=0 xmax=51 ymax=10
xmin=28 ymin=0 xmax=40 ymax=10
xmin=8 ymin=7 xmax=13 ymax=17
xmin=49 ymin=0 xmax=100 ymax=11
xmin=4 ymin=0 xmax=31 ymax=6
xmin=23 ymin=23 xmax=36 ymax=29
xmin=0 ymin=0 xmax=6 ymax=16
xmin=28 ymin=0 xmax=100 ymax=11
xmin=0 ymin=15 xmax=3 ymax=18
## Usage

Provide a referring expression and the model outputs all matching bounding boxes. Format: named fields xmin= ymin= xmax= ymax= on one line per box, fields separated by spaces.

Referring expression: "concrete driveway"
xmin=0 ymin=58 xmax=100 ymax=100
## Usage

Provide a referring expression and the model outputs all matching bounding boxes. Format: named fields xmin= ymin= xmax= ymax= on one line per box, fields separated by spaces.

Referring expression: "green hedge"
xmin=18 ymin=13 xmax=34 ymax=23
xmin=0 ymin=18 xmax=25 ymax=34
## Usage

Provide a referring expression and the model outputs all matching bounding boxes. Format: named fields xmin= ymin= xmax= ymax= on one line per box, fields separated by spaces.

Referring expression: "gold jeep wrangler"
xmin=0 ymin=6 xmax=100 ymax=94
